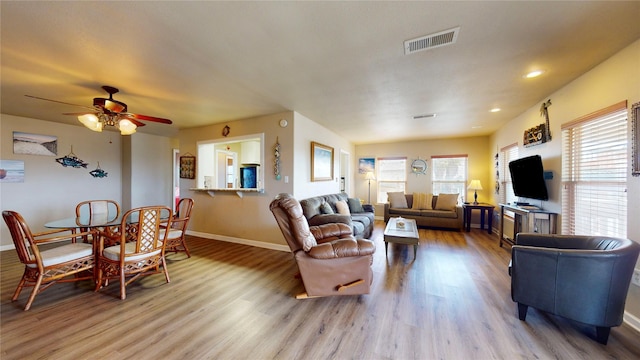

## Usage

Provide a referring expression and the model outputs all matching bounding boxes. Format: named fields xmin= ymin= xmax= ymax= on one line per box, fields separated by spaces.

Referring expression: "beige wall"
xmin=490 ymin=40 xmax=640 ymax=322
xmin=355 ymin=136 xmax=491 ymax=214
xmin=0 ymin=115 xmax=122 ymax=249
xmin=176 ymin=111 xmax=294 ymax=249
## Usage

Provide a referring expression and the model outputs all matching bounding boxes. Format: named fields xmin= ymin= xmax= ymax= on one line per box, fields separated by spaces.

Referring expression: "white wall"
xmin=0 ymin=115 xmax=122 ymax=249
xmin=292 ymin=112 xmax=355 ymax=199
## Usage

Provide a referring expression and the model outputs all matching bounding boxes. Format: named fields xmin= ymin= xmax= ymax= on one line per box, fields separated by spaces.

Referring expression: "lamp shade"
xmin=365 ymin=171 xmax=376 ymax=181
xmin=118 ymin=119 xmax=137 ymax=135
xmin=467 ymin=179 xmax=483 ymax=190
xmin=78 ymin=114 xmax=103 ymax=132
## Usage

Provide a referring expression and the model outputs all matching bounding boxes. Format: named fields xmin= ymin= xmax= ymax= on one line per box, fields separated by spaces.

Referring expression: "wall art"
xmin=311 ymin=141 xmax=333 ymax=181
xmin=358 ymin=157 xmax=375 ymax=174
xmin=0 ymin=160 xmax=25 ymax=183
xmin=13 ymin=132 xmax=57 ymax=156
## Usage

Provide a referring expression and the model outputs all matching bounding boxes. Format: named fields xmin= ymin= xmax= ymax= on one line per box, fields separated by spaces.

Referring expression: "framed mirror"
xmin=632 ymin=102 xmax=640 ymax=176
xmin=411 ymin=158 xmax=427 ymax=175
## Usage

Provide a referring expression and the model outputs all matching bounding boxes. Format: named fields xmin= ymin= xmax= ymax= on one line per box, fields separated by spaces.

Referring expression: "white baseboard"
xmin=186 ymin=230 xmax=290 ymax=252
xmin=624 ymin=311 xmax=640 ymax=333
xmin=0 ymin=244 xmax=14 ymax=252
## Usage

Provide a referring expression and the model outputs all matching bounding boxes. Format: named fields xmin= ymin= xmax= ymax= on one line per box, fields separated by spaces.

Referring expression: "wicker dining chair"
xmin=2 ymin=210 xmax=97 ymax=311
xmin=75 ymin=200 xmax=121 ymax=242
xmin=163 ymin=198 xmax=194 ymax=258
xmin=94 ymin=205 xmax=172 ymax=300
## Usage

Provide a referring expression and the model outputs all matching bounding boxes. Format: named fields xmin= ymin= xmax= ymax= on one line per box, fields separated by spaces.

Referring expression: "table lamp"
xmin=467 ymin=179 xmax=483 ymax=205
xmin=365 ymin=171 xmax=376 ymax=204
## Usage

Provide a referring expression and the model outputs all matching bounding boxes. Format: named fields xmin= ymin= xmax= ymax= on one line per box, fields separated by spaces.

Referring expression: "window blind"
xmin=499 ymin=143 xmax=518 ymax=206
xmin=561 ymin=101 xmax=628 ymax=237
xmin=431 ymin=155 xmax=468 ymax=201
xmin=377 ymin=157 xmax=406 ymax=204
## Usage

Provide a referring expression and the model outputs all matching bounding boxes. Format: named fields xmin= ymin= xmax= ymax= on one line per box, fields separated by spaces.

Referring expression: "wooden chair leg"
xmin=120 ymin=268 xmax=126 ymax=300
xmin=12 ymin=275 xmax=27 ymax=301
xmin=24 ymin=275 xmax=44 ymax=311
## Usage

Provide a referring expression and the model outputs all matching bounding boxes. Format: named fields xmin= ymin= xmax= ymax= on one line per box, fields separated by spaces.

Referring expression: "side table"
xmin=463 ymin=203 xmax=494 ymax=234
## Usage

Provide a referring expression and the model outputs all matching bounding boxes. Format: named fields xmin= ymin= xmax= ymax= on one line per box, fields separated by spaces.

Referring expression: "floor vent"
xmin=404 ymin=27 xmax=460 ymax=55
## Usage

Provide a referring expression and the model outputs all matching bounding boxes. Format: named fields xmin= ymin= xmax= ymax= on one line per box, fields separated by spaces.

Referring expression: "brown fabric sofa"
xmin=269 ymin=193 xmax=375 ymax=298
xmin=299 ymin=193 xmax=374 ymax=239
xmin=383 ymin=193 xmax=463 ymax=230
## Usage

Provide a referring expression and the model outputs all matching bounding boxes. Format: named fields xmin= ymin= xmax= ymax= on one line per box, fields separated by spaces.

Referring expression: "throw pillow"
xmin=435 ymin=193 xmax=459 ymax=211
xmin=335 ymin=200 xmax=351 ymax=215
xmin=320 ymin=201 xmax=334 ymax=214
xmin=387 ymin=192 xmax=408 ymax=209
xmin=412 ymin=192 xmax=433 ymax=210
xmin=347 ymin=198 xmax=364 ymax=213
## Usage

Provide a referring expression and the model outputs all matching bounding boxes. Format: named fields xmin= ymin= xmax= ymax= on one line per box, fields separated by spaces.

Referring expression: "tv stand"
xmin=499 ymin=204 xmax=557 ymax=247
xmin=515 ymin=202 xmax=530 ymax=206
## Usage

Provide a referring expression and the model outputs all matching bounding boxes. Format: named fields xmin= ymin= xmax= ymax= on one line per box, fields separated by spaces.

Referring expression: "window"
xmin=561 ymin=101 xmax=627 ymax=237
xmin=431 ymin=155 xmax=468 ymax=201
xmin=499 ymin=143 xmax=519 ymax=206
xmin=377 ymin=157 xmax=406 ymax=204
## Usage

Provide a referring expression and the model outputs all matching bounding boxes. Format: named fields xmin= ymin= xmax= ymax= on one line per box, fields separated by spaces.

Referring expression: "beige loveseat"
xmin=383 ymin=193 xmax=463 ymax=230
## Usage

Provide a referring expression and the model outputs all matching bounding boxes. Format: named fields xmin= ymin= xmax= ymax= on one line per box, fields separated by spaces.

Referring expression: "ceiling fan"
xmin=25 ymin=85 xmax=173 ymax=135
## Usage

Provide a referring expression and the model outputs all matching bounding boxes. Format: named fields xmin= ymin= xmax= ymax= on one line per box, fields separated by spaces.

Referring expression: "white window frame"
xmin=561 ymin=101 xmax=628 ymax=237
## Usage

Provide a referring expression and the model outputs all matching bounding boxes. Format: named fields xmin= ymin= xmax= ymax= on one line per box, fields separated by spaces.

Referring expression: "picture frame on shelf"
xmin=311 ymin=141 xmax=333 ymax=182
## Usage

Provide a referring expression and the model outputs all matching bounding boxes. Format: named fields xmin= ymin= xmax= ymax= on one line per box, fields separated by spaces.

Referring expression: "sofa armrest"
xmin=307 ymin=238 xmax=375 ymax=259
xmin=383 ymin=203 xmax=391 ymax=222
xmin=362 ymin=204 xmax=374 ymax=213
xmin=307 ymin=214 xmax=352 ymax=227
xmin=310 ymin=223 xmax=353 ymax=243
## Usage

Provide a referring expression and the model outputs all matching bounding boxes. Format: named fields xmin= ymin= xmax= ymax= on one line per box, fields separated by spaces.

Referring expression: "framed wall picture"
xmin=311 ymin=141 xmax=334 ymax=181
xmin=179 ymin=154 xmax=196 ymax=179
xmin=358 ymin=157 xmax=375 ymax=174
xmin=13 ymin=132 xmax=57 ymax=156
xmin=632 ymin=101 xmax=640 ymax=176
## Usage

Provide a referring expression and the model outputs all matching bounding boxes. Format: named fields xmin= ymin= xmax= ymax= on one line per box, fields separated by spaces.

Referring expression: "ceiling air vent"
xmin=404 ymin=27 xmax=460 ymax=55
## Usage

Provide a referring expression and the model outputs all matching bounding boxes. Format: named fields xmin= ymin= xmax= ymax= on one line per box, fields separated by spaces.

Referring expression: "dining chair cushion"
xmin=103 ymin=242 xmax=162 ymax=262
xmin=167 ymin=229 xmax=182 ymax=239
xmin=27 ymin=243 xmax=94 ymax=268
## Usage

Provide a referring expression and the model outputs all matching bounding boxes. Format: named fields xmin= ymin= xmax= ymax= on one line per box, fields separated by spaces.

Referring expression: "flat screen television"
xmin=508 ymin=155 xmax=549 ymax=201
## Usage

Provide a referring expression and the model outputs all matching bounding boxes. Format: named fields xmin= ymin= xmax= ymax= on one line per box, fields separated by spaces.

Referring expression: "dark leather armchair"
xmin=511 ymin=233 xmax=640 ymax=344
xmin=270 ymin=193 xmax=376 ymax=298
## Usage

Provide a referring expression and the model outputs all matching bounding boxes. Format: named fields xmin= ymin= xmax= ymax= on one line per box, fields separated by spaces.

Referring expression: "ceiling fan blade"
xmin=25 ymin=95 xmax=96 ymax=111
xmin=127 ymin=113 xmax=173 ymax=124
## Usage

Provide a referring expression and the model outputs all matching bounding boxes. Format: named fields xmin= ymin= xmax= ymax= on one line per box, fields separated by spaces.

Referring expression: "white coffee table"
xmin=384 ymin=217 xmax=419 ymax=259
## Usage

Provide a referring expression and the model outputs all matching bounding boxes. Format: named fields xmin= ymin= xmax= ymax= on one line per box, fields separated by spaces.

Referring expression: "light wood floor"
xmin=2 ymin=222 xmax=639 ymax=359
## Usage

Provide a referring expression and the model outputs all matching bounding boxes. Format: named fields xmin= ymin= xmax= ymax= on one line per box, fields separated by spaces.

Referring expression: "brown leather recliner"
xmin=270 ymin=193 xmax=375 ymax=298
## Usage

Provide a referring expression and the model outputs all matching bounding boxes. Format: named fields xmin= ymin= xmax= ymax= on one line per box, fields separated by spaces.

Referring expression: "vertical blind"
xmin=431 ymin=155 xmax=468 ymax=201
xmin=561 ymin=101 xmax=628 ymax=237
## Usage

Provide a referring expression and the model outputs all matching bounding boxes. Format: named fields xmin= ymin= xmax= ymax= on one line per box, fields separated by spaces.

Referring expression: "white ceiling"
xmin=2 ymin=1 xmax=639 ymax=144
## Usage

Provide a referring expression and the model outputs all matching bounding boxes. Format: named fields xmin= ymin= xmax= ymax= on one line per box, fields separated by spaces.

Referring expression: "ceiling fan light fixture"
xmin=118 ymin=119 xmax=137 ymax=135
xmin=78 ymin=114 xmax=103 ymax=132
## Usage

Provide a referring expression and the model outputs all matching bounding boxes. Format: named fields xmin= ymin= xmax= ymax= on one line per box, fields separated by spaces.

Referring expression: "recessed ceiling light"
xmin=490 ymin=108 xmax=501 ymax=113
xmin=472 ymin=125 xmax=483 ymax=129
xmin=524 ymin=70 xmax=545 ymax=78
xmin=413 ymin=113 xmax=437 ymax=119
